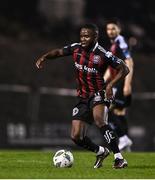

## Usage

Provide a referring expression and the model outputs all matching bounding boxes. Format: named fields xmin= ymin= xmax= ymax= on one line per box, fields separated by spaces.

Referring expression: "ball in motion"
xmin=53 ymin=149 xmax=74 ymax=168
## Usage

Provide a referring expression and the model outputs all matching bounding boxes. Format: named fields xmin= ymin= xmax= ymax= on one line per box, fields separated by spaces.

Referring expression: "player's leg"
xmin=71 ymin=99 xmax=108 ymax=168
xmin=89 ymin=105 xmax=110 ymax=169
xmin=110 ymin=84 xmax=133 ymax=151
xmin=71 ymin=119 xmax=99 ymax=152
xmin=71 ymin=99 xmax=100 ymax=153
xmin=108 ymin=109 xmax=128 ymax=138
xmin=71 ymin=119 xmax=109 ymax=168
xmin=112 ymin=108 xmax=133 ymax=151
xmin=93 ymin=104 xmax=127 ymax=168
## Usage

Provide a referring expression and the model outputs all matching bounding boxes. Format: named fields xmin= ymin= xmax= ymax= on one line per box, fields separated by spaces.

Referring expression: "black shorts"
xmin=72 ymin=91 xmax=110 ymax=124
xmin=113 ymin=81 xmax=132 ymax=109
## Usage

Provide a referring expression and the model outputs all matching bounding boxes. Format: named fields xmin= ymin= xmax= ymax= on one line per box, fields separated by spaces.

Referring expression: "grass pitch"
xmin=0 ymin=150 xmax=154 ymax=179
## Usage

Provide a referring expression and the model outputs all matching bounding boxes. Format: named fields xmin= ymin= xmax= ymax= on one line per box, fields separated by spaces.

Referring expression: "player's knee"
xmin=71 ymin=131 xmax=81 ymax=141
xmin=113 ymin=108 xmax=126 ymax=116
xmin=94 ymin=115 xmax=106 ymax=128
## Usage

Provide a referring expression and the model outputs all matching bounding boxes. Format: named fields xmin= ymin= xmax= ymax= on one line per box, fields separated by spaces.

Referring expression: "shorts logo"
xmin=94 ymin=95 xmax=102 ymax=102
xmin=93 ymin=55 xmax=101 ymax=64
xmin=104 ymin=130 xmax=115 ymax=144
xmin=72 ymin=107 xmax=79 ymax=116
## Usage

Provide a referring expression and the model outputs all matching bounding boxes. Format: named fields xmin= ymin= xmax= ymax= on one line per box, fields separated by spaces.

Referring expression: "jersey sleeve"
xmin=104 ymin=51 xmax=122 ymax=68
xmin=117 ymin=36 xmax=131 ymax=59
xmin=63 ymin=43 xmax=80 ymax=56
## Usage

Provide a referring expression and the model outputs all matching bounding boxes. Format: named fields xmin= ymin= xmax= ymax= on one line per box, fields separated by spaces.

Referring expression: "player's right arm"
xmin=36 ymin=48 xmax=64 ymax=69
xmin=36 ymin=43 xmax=79 ymax=69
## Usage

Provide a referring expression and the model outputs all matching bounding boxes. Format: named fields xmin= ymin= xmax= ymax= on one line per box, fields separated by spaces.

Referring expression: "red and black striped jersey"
xmin=63 ymin=42 xmax=122 ymax=98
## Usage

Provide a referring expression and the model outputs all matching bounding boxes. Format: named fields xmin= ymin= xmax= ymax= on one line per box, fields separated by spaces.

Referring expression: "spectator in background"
xmin=103 ymin=19 xmax=134 ymax=151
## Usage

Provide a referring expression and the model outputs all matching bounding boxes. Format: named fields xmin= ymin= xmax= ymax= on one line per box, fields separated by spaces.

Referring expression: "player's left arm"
xmin=118 ymin=36 xmax=134 ymax=96
xmin=106 ymin=59 xmax=129 ymax=100
xmin=123 ymin=58 xmax=134 ymax=96
xmin=103 ymin=67 xmax=111 ymax=82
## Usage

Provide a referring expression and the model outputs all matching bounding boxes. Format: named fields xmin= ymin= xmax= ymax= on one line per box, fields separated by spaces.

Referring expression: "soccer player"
xmin=104 ymin=20 xmax=134 ymax=151
xmin=36 ymin=23 xmax=129 ymax=168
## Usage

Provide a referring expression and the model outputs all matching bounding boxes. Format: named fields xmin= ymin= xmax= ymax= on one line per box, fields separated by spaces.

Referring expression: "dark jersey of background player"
xmin=104 ymin=21 xmax=134 ymax=151
xmin=63 ymin=42 xmax=123 ymax=99
xmin=107 ymin=35 xmax=131 ymax=80
xmin=36 ymin=23 xmax=129 ymax=168
xmin=105 ymin=22 xmax=133 ymax=99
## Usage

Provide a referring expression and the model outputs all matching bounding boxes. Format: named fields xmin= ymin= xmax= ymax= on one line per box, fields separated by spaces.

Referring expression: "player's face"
xmin=106 ymin=23 xmax=120 ymax=39
xmin=80 ymin=28 xmax=96 ymax=49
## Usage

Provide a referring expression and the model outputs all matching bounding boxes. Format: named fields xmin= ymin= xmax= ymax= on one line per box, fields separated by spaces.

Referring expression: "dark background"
xmin=0 ymin=0 xmax=155 ymax=151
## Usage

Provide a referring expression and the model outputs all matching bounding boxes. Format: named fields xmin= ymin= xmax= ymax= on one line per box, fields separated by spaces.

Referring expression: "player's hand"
xmin=123 ymin=84 xmax=132 ymax=96
xmin=36 ymin=57 xmax=45 ymax=69
xmin=105 ymin=83 xmax=114 ymax=100
xmin=109 ymin=103 xmax=115 ymax=111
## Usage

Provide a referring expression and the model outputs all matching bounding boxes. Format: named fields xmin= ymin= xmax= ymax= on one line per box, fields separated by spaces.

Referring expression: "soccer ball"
xmin=53 ymin=149 xmax=74 ymax=168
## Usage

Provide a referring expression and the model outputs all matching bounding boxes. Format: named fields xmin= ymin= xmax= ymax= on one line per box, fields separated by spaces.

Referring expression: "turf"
xmin=0 ymin=150 xmax=154 ymax=179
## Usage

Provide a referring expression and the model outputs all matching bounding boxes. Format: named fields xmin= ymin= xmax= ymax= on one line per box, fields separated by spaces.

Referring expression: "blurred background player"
xmin=103 ymin=20 xmax=134 ymax=151
xmin=36 ymin=23 xmax=129 ymax=168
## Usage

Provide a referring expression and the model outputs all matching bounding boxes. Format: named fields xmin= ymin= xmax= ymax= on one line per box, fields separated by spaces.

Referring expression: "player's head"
xmin=80 ymin=23 xmax=99 ymax=49
xmin=106 ymin=19 xmax=121 ymax=39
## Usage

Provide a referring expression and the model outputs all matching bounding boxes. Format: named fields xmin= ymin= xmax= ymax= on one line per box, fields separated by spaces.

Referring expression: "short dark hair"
xmin=106 ymin=18 xmax=122 ymax=29
xmin=81 ymin=23 xmax=99 ymax=36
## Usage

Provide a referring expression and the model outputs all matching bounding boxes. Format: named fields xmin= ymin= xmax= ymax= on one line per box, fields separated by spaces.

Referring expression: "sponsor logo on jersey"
xmin=93 ymin=55 xmax=101 ymax=64
xmin=75 ymin=62 xmax=98 ymax=74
